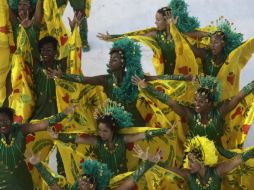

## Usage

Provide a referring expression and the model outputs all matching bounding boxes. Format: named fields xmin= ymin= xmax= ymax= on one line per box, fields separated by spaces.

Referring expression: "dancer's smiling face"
xmin=0 ymin=113 xmax=12 ymax=136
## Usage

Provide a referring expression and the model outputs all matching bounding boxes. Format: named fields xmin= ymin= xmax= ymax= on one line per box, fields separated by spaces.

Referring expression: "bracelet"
xmin=145 ymin=84 xmax=169 ymax=104
xmin=48 ymin=112 xmax=67 ymax=127
xmin=34 ymin=162 xmax=56 ymax=186
xmin=145 ymin=128 xmax=168 ymax=141
xmin=58 ymin=133 xmax=77 ymax=143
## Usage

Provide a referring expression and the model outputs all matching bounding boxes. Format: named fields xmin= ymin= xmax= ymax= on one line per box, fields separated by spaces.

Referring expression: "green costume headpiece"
xmin=183 ymin=136 xmax=218 ymax=168
xmin=193 ymin=75 xmax=222 ymax=103
xmin=211 ymin=17 xmax=243 ymax=60
xmin=72 ymin=160 xmax=112 ymax=190
xmin=94 ymin=99 xmax=133 ymax=128
xmin=169 ymin=0 xmax=200 ymax=32
xmin=108 ymin=38 xmax=144 ymax=104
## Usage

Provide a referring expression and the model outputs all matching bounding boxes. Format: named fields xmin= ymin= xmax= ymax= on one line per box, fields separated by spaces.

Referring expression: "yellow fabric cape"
xmin=0 ymin=0 xmax=11 ymax=105
xmin=107 ymin=23 xmax=198 ymax=76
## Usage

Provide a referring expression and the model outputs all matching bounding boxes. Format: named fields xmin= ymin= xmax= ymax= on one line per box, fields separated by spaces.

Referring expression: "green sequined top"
xmin=105 ymin=75 xmax=145 ymax=127
xmin=203 ymin=53 xmax=226 ymax=77
xmin=188 ymin=108 xmax=236 ymax=158
xmin=155 ymin=30 xmax=176 ymax=75
xmin=188 ymin=167 xmax=221 ymax=190
xmin=31 ymin=61 xmax=64 ymax=120
xmin=0 ymin=124 xmax=34 ymax=189
xmin=95 ymin=135 xmax=127 ymax=176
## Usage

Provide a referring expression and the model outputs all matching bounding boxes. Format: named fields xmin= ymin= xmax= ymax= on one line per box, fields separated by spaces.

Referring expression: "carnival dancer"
xmin=49 ymin=99 xmax=174 ymax=176
xmin=132 ymin=75 xmax=254 ymax=159
xmin=97 ymin=0 xmax=202 ymax=75
xmin=28 ymin=145 xmax=162 ymax=190
xmin=0 ymin=105 xmax=75 ymax=189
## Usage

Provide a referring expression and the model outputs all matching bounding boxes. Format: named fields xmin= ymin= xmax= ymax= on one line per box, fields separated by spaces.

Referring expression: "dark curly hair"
xmin=38 ymin=36 xmax=59 ymax=53
xmin=96 ymin=115 xmax=119 ymax=136
xmin=0 ymin=107 xmax=15 ymax=121
xmin=157 ymin=7 xmax=172 ymax=17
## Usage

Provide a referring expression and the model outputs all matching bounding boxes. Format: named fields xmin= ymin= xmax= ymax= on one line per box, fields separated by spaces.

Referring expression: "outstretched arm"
xmin=184 ymin=30 xmax=209 ymax=40
xmin=123 ymin=126 xmax=175 ymax=143
xmin=219 ymin=80 xmax=254 ymax=118
xmin=22 ymin=105 xmax=75 ymax=134
xmin=164 ymin=166 xmax=189 ymax=180
xmin=97 ymin=30 xmax=157 ymax=42
xmin=145 ymin=74 xmax=193 ymax=82
xmin=28 ymin=153 xmax=64 ymax=190
xmin=216 ymin=147 xmax=254 ymax=176
xmin=46 ymin=67 xmax=107 ymax=87
xmin=34 ymin=0 xmax=43 ymax=26
xmin=132 ymin=75 xmax=190 ymax=121
xmin=48 ymin=129 xmax=97 ymax=145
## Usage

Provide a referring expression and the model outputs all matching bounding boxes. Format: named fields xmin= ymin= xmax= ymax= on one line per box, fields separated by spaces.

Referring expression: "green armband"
xmin=242 ymin=80 xmax=254 ymax=96
xmin=159 ymin=74 xmax=186 ymax=81
xmin=61 ymin=73 xmax=86 ymax=84
xmin=132 ymin=161 xmax=154 ymax=182
xmin=34 ymin=163 xmax=56 ymax=186
xmin=240 ymin=147 xmax=254 ymax=162
xmin=58 ymin=133 xmax=77 ymax=143
xmin=110 ymin=34 xmax=123 ymax=38
xmin=145 ymin=128 xmax=168 ymax=141
xmin=79 ymin=18 xmax=89 ymax=51
xmin=145 ymin=84 xmax=169 ymax=104
xmin=48 ymin=112 xmax=67 ymax=127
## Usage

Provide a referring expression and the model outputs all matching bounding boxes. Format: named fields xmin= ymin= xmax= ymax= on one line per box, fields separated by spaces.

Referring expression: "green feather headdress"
xmin=94 ymin=99 xmax=133 ymax=128
xmin=72 ymin=160 xmax=112 ymax=190
xmin=108 ymin=38 xmax=144 ymax=104
xmin=210 ymin=17 xmax=243 ymax=60
xmin=169 ymin=0 xmax=200 ymax=32
xmin=193 ymin=75 xmax=222 ymax=103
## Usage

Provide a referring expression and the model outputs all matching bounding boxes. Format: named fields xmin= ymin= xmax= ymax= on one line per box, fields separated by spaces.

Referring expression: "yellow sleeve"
xmin=217 ymin=37 xmax=254 ymax=100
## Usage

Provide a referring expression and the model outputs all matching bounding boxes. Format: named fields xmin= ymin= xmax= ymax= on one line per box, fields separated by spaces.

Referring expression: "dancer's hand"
xmin=184 ymin=74 xmax=193 ymax=82
xmin=46 ymin=68 xmax=63 ymax=79
xmin=133 ymin=145 xmax=162 ymax=163
xmin=166 ymin=122 xmax=177 ymax=135
xmin=68 ymin=11 xmax=85 ymax=31
xmin=47 ymin=128 xmax=59 ymax=139
xmin=133 ymin=145 xmax=149 ymax=161
xmin=64 ymin=104 xmax=77 ymax=115
xmin=25 ymin=151 xmax=41 ymax=165
xmin=18 ymin=10 xmax=33 ymax=28
xmin=131 ymin=75 xmax=147 ymax=88
xmin=97 ymin=32 xmax=112 ymax=41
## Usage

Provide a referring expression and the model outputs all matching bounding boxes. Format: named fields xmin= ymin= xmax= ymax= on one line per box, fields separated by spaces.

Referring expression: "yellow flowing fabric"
xmin=137 ymin=80 xmax=195 ymax=167
xmin=41 ymin=0 xmax=69 ymax=59
xmin=222 ymin=93 xmax=254 ymax=150
xmin=107 ymin=23 xmax=198 ymax=75
xmin=9 ymin=26 xmax=35 ymax=122
xmin=48 ymin=127 xmax=178 ymax=189
xmin=55 ymin=25 xmax=106 ymax=133
xmin=170 ymin=22 xmax=198 ymax=76
xmin=217 ymin=37 xmax=254 ymax=100
xmin=0 ymin=0 xmax=10 ymax=105
xmin=85 ymin=0 xmax=92 ymax=17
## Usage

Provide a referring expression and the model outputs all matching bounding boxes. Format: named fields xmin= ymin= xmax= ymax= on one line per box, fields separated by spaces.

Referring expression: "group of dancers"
xmin=1 ymin=0 xmax=254 ymax=189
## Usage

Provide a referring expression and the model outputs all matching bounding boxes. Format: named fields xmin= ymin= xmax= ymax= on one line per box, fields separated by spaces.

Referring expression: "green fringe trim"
xmin=108 ymin=38 xmax=144 ymax=104
xmin=80 ymin=160 xmax=112 ymax=190
xmin=217 ymin=20 xmax=243 ymax=60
